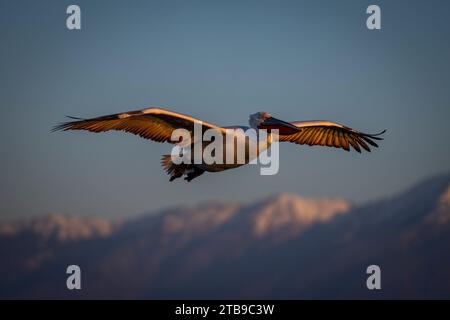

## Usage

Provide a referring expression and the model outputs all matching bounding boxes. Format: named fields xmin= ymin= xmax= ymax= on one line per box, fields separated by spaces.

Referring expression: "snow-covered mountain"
xmin=1 ymin=174 xmax=449 ymax=299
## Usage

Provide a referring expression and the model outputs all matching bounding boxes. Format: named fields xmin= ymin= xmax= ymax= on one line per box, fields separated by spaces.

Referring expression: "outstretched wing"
xmin=53 ymin=108 xmax=225 ymax=144
xmin=277 ymin=120 xmax=385 ymax=153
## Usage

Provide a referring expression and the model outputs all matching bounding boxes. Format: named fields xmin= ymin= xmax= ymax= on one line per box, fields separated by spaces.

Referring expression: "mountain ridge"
xmin=0 ymin=173 xmax=449 ymax=299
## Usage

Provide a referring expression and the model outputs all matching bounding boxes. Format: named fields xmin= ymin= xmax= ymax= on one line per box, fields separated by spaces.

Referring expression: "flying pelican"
xmin=53 ymin=108 xmax=385 ymax=181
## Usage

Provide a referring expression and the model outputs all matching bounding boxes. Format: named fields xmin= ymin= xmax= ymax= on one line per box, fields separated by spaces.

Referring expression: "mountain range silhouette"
xmin=1 ymin=173 xmax=449 ymax=299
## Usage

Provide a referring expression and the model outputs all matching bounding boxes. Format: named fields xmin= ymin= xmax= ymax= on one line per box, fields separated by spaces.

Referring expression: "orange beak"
xmin=258 ymin=117 xmax=300 ymax=135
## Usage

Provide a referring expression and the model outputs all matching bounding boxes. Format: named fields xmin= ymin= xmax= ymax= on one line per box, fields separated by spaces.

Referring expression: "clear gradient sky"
xmin=1 ymin=0 xmax=449 ymax=220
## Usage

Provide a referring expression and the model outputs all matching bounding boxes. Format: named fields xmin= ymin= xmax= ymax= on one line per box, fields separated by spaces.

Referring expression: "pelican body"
xmin=54 ymin=108 xmax=385 ymax=181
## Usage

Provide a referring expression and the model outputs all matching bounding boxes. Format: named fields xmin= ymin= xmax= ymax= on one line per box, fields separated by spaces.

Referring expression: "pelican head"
xmin=249 ymin=111 xmax=300 ymax=134
xmin=249 ymin=112 xmax=272 ymax=129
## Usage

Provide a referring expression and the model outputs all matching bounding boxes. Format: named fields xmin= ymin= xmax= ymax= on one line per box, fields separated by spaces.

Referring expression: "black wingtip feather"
xmin=361 ymin=136 xmax=379 ymax=148
xmin=65 ymin=115 xmax=85 ymax=120
xmin=365 ymin=129 xmax=386 ymax=138
xmin=51 ymin=123 xmax=68 ymax=133
xmin=51 ymin=116 xmax=86 ymax=133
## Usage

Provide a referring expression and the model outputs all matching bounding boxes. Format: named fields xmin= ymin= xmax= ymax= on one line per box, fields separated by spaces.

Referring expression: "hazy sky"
xmin=1 ymin=0 xmax=449 ymax=220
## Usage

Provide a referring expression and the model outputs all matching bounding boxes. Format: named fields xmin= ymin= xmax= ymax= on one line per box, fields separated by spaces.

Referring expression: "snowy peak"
xmin=248 ymin=193 xmax=351 ymax=237
xmin=0 ymin=214 xmax=117 ymax=241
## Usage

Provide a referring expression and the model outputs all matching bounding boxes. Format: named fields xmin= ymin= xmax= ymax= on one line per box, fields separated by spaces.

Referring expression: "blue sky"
xmin=1 ymin=0 xmax=449 ymax=220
